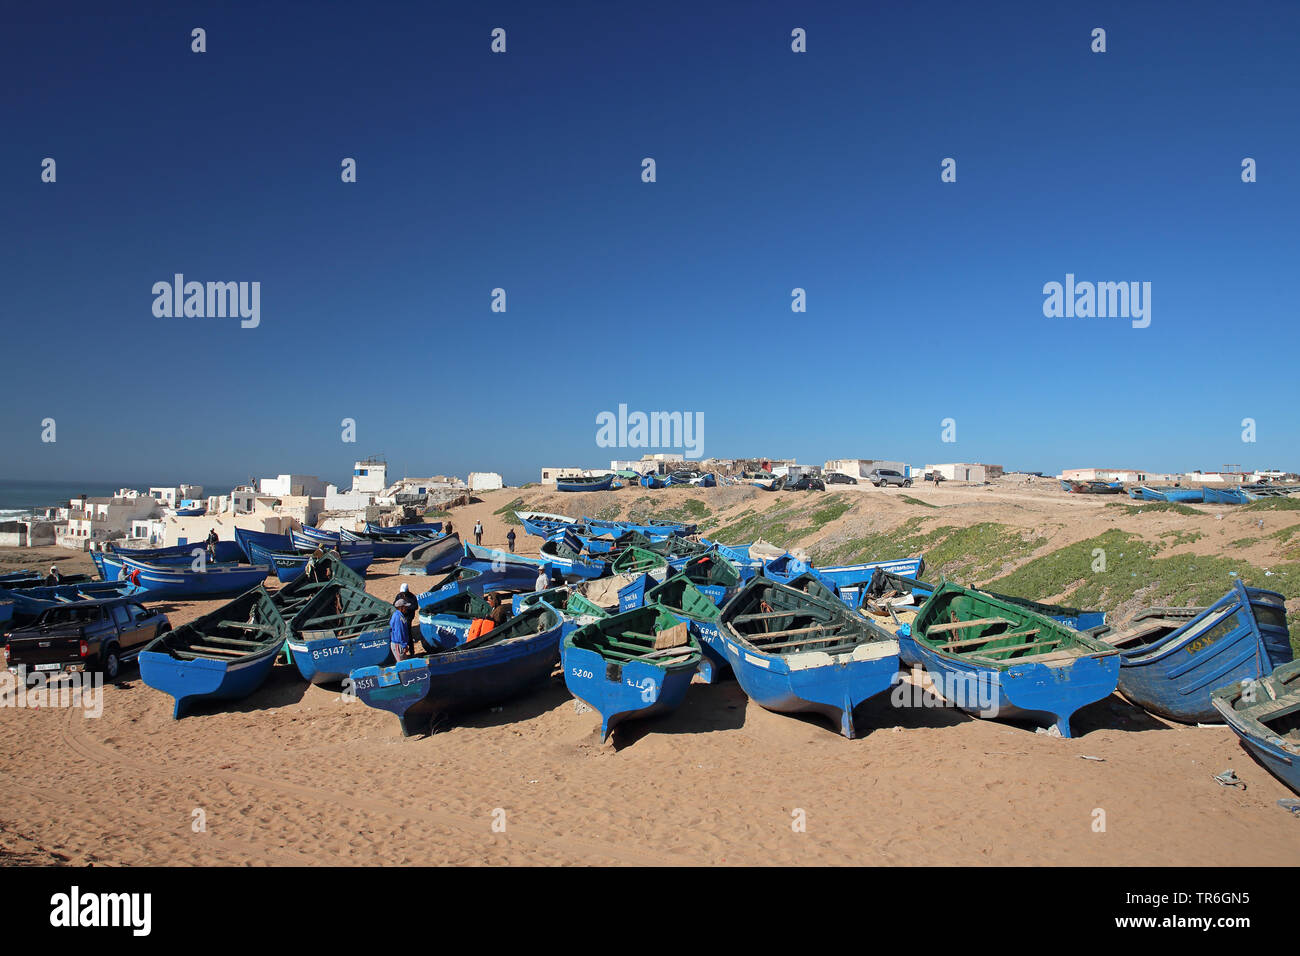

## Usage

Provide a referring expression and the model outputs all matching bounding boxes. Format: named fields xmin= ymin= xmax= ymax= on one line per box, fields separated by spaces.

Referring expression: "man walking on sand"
xmin=473 ymin=520 xmax=483 ymax=546
xmin=506 ymin=528 xmax=516 ymax=552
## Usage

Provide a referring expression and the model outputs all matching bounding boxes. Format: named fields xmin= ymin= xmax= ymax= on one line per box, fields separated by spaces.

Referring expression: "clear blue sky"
xmin=3 ymin=0 xmax=1297 ymax=488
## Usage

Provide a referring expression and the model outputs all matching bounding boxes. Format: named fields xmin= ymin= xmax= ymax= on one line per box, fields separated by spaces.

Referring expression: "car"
xmin=824 ymin=473 xmax=859 ymax=485
xmin=3 ymin=597 xmax=170 ymax=681
xmin=868 ymin=469 xmax=912 ymax=488
xmin=786 ymin=475 xmax=826 ymax=491
xmin=923 ymin=471 xmax=946 ymax=484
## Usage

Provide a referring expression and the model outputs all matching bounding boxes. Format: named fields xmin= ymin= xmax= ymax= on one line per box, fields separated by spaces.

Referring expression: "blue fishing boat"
xmin=556 ymin=474 xmax=615 ymax=493
xmin=290 ymin=527 xmax=338 ymax=551
xmin=617 ymin=571 xmax=668 ymax=611
xmin=0 ymin=570 xmax=41 ymax=587
xmin=909 ymin=582 xmax=1120 ymax=737
xmin=644 ymin=574 xmax=725 ymax=683
xmin=116 ymin=555 xmax=272 ymax=599
xmin=365 ymin=520 xmax=442 ymax=536
xmin=0 ymin=580 xmax=144 ymax=626
xmin=515 ymin=511 xmax=576 ymax=538
xmin=1203 ymin=487 xmax=1251 ymax=505
xmin=283 ymin=582 xmax=394 ymax=684
xmin=800 ymin=556 xmax=926 ymax=608
xmin=139 ymin=587 xmax=285 ymax=718
xmin=351 ymin=603 xmax=564 ymax=736
xmin=398 ymin=533 xmax=462 ymax=575
xmin=1139 ymin=486 xmax=1204 ymax=503
xmin=113 ymin=541 xmax=244 ymax=564
xmin=1099 ymin=583 xmax=1292 ymax=723
xmin=415 ymin=560 xmax=543 ymax=604
xmin=246 ymin=541 xmax=373 ymax=584
xmin=563 ymin=604 xmax=702 ymax=741
xmin=761 ymin=552 xmax=816 ymax=583
xmin=338 ymin=528 xmax=424 ymax=558
xmin=1212 ymin=660 xmax=1300 ymax=795
xmin=233 ymin=527 xmax=293 ymax=563
xmin=639 ymin=474 xmax=666 ymax=488
xmin=416 ymin=588 xmax=494 ymax=650
xmin=718 ymin=577 xmax=899 ymax=738
xmin=670 ymin=553 xmax=741 ymax=605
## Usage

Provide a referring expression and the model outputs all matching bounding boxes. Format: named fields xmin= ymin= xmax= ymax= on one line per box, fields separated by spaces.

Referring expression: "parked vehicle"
xmin=4 ymin=597 xmax=170 ymax=680
xmin=823 ymin=472 xmax=858 ymax=485
xmin=786 ymin=475 xmax=826 ymax=491
xmin=869 ymin=469 xmax=912 ymax=488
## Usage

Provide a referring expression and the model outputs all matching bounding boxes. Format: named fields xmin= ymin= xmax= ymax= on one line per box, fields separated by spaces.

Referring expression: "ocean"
xmin=0 ymin=480 xmax=232 ymax=520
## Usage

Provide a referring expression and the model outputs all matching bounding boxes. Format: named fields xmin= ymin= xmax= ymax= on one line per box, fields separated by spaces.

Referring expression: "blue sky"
xmin=3 ymin=0 xmax=1297 ymax=488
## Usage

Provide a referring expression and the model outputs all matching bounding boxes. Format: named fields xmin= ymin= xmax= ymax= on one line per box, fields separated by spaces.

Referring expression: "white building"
xmin=259 ymin=474 xmax=329 ymax=498
xmin=824 ymin=459 xmax=909 ymax=479
xmin=58 ymin=494 xmax=161 ymax=550
xmin=469 ymin=472 xmax=504 ymax=492
xmin=351 ymin=458 xmax=388 ymax=495
xmin=926 ymin=463 xmax=1004 ymax=483
xmin=540 ymin=466 xmax=584 ymax=485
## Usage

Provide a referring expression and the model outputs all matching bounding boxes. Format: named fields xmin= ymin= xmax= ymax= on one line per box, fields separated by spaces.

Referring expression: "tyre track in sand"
xmin=61 ymin=707 xmax=680 ymax=866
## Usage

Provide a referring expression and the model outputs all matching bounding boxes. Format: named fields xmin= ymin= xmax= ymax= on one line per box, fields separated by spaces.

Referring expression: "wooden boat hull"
xmin=398 ymin=534 xmax=462 ymax=575
xmin=555 ymin=474 xmax=615 ymax=492
xmin=1108 ymin=583 xmax=1292 ymax=723
xmin=0 ymin=581 xmax=144 ymax=625
xmin=646 ymin=576 xmax=726 ymax=684
xmin=287 ymin=625 xmax=391 ymax=684
xmin=1211 ymin=661 xmax=1300 ymax=795
xmin=719 ymin=578 xmax=899 ymax=738
xmin=351 ymin=606 xmax=562 ymax=736
xmin=247 ymin=542 xmax=373 ymax=584
xmin=1203 ymin=488 xmax=1251 ymax=505
xmin=233 ymin=527 xmax=293 ymax=563
xmin=562 ymin=606 xmax=701 ymax=741
xmin=911 ymin=583 xmax=1119 ymax=737
xmin=113 ymin=541 xmax=243 ymax=563
xmin=117 ymin=556 xmax=272 ymax=599
xmin=365 ymin=521 xmax=442 ymax=536
xmin=138 ymin=588 xmax=285 ymax=718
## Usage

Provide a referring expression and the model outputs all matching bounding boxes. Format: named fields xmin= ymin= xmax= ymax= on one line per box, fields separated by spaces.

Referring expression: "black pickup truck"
xmin=3 ymin=597 xmax=170 ymax=680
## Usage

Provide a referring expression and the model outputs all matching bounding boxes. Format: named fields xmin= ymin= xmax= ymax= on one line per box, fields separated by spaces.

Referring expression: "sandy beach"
xmin=2 ymin=482 xmax=1298 ymax=866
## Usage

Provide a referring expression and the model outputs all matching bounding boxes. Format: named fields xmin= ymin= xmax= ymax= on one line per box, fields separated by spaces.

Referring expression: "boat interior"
xmin=1100 ymin=606 xmax=1214 ymax=650
xmin=569 ymin=606 xmax=697 ymax=667
xmin=918 ymin=590 xmax=1091 ymax=666
xmin=728 ymin=583 xmax=878 ymax=657
xmin=155 ymin=589 xmax=285 ymax=661
xmin=295 ymin=583 xmax=392 ymax=638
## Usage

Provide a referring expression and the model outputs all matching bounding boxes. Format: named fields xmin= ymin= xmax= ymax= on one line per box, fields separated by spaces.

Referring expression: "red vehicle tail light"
xmin=79 ymin=640 xmax=89 ymax=657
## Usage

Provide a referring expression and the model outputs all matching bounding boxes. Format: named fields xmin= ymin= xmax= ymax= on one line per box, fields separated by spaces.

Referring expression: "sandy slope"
xmin=1 ymin=484 xmax=1297 ymax=866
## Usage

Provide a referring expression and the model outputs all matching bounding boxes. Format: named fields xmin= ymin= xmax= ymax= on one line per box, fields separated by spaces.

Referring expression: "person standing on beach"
xmin=506 ymin=528 xmax=516 ymax=553
xmin=473 ymin=520 xmax=483 ymax=546
xmin=535 ymin=564 xmax=551 ymax=592
xmin=389 ymin=602 xmax=414 ymax=662
xmin=393 ymin=582 xmax=417 ymax=619
xmin=205 ymin=528 xmax=219 ymax=561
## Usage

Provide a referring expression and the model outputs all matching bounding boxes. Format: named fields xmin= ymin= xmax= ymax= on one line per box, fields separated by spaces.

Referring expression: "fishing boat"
xmin=555 ymin=474 xmax=615 ymax=493
xmin=415 ymin=560 xmax=541 ymax=604
xmin=364 ymin=520 xmax=442 ymax=536
xmin=789 ymin=556 xmax=925 ymax=608
xmin=617 ymin=572 xmax=666 ymax=611
xmin=246 ymin=541 xmax=373 ymax=584
xmin=1211 ymin=660 xmax=1300 ymax=795
xmin=1098 ymin=583 xmax=1292 ymax=723
xmin=398 ymin=533 xmax=462 ymax=575
xmin=761 ymin=552 xmax=815 ymax=583
xmin=1139 ymin=486 xmax=1204 ymax=503
xmin=116 ymin=555 xmax=272 ymax=600
xmin=1203 ymin=487 xmax=1252 ymax=505
xmin=639 ymin=474 xmax=667 ymax=489
xmin=669 ymin=553 xmax=741 ymax=605
xmin=909 ymin=582 xmax=1120 ymax=737
xmin=718 ymin=577 xmax=900 ymax=738
xmin=515 ymin=511 xmax=576 ymax=538
xmin=233 ymin=527 xmax=293 ymax=563
xmin=416 ymin=588 xmax=495 ymax=650
xmin=290 ymin=528 xmax=338 ymax=551
xmin=860 ymin=569 xmax=1107 ymax=668
xmin=610 ymin=546 xmax=669 ymax=577
xmin=0 ymin=570 xmax=96 ymax=589
xmin=0 ymin=581 xmax=145 ymax=627
xmin=338 ymin=528 xmax=427 ymax=558
xmin=537 ymin=534 xmax=610 ymax=580
xmin=113 ymin=541 xmax=244 ymax=563
xmin=0 ymin=570 xmax=41 ymax=587
xmin=1060 ymin=479 xmax=1124 ymax=494
xmin=283 ymin=581 xmax=395 ymax=683
xmin=644 ymin=574 xmax=724 ymax=682
xmin=138 ymin=587 xmax=286 ymax=718
xmin=350 ymin=603 xmax=564 ymax=736
xmin=562 ymin=604 xmax=702 ymax=741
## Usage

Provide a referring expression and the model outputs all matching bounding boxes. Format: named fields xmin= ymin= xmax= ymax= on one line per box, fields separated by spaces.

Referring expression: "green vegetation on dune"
xmin=708 ymin=494 xmax=853 ymax=548
xmin=810 ymin=519 xmax=1046 ymax=583
xmin=492 ymin=497 xmax=525 ymax=524
xmin=1158 ymin=529 xmax=1205 ymax=548
xmin=899 ymin=495 xmax=936 ymax=509
xmin=1243 ymin=497 xmax=1300 ymax=511
xmin=988 ymin=529 xmax=1300 ymax=612
xmin=1106 ymin=501 xmax=1203 ymax=517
